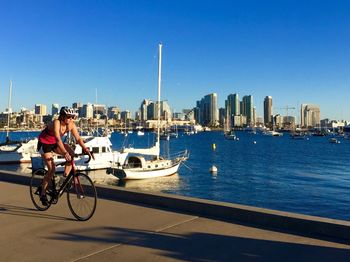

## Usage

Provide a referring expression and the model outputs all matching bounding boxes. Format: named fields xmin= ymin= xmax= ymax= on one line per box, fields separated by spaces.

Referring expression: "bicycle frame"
xmin=51 ymin=153 xmax=92 ymax=202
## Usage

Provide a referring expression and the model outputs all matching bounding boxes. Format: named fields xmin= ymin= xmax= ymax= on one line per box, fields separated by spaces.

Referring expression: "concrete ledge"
xmin=1 ymin=169 xmax=350 ymax=242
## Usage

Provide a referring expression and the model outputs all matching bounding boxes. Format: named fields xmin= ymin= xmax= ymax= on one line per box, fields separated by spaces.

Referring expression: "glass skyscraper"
xmin=264 ymin=96 xmax=273 ymax=127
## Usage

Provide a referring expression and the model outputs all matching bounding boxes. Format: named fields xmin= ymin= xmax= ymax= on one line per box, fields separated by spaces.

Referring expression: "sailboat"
xmin=224 ymin=111 xmax=238 ymax=140
xmin=107 ymin=43 xmax=189 ymax=180
xmin=0 ymin=80 xmax=38 ymax=164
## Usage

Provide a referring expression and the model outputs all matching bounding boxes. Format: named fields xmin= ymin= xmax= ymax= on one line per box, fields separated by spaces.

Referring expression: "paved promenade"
xmin=1 ymin=173 xmax=350 ymax=261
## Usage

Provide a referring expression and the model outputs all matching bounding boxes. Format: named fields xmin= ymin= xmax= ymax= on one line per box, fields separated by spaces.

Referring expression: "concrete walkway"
xmin=1 ymin=180 xmax=350 ymax=261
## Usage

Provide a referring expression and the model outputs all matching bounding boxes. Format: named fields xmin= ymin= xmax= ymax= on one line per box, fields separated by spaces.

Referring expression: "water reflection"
xmin=0 ymin=163 xmax=32 ymax=174
xmin=85 ymin=169 xmax=119 ymax=185
xmin=115 ymin=173 xmax=181 ymax=192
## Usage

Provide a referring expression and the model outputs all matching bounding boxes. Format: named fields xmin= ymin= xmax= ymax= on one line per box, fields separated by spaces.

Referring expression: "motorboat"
xmin=224 ymin=130 xmax=239 ymax=140
xmin=290 ymin=132 xmax=309 ymax=140
xmin=264 ymin=130 xmax=283 ymax=137
xmin=107 ymin=43 xmax=189 ymax=180
xmin=31 ymin=135 xmax=128 ymax=172
xmin=137 ymin=130 xmax=144 ymax=136
xmin=329 ymin=138 xmax=340 ymax=144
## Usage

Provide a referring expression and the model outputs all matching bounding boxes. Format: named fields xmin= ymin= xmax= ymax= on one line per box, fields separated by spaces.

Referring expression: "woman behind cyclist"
xmin=37 ymin=106 xmax=93 ymax=206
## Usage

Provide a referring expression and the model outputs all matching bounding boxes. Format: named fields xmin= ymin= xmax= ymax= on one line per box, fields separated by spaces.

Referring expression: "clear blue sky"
xmin=0 ymin=0 xmax=349 ymax=120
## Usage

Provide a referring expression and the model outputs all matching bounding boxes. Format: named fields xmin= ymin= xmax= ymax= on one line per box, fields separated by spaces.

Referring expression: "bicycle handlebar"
xmin=55 ymin=151 xmax=94 ymax=167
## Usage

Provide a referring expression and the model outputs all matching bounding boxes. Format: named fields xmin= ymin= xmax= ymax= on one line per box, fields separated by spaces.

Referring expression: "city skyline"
xmin=0 ymin=1 xmax=349 ymax=120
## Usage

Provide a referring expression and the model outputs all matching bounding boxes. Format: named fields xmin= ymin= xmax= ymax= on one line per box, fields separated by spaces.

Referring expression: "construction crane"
xmin=275 ymin=106 xmax=296 ymax=130
xmin=276 ymin=106 xmax=296 ymax=118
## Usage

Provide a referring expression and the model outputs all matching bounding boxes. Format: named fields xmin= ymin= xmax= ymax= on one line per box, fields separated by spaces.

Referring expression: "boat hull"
xmin=0 ymin=138 xmax=38 ymax=164
xmin=111 ymin=161 xmax=182 ymax=180
xmin=0 ymin=152 xmax=32 ymax=164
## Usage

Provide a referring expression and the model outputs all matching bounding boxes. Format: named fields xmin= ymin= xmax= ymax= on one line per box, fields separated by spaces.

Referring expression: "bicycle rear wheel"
xmin=29 ymin=168 xmax=54 ymax=211
xmin=67 ymin=172 xmax=97 ymax=221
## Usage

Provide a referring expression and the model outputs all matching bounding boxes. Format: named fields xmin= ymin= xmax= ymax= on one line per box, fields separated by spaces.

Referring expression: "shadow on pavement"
xmin=47 ymin=226 xmax=350 ymax=261
xmin=0 ymin=204 xmax=74 ymax=221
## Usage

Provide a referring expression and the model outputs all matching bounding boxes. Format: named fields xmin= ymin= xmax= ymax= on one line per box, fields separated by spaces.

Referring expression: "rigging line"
xmin=181 ymin=162 xmax=193 ymax=172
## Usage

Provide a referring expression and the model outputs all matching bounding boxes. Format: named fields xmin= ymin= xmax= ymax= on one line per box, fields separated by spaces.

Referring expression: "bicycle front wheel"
xmin=29 ymin=168 xmax=54 ymax=211
xmin=67 ymin=172 xmax=97 ymax=221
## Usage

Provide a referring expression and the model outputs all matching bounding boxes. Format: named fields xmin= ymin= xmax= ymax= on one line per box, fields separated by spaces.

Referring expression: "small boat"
xmin=107 ymin=43 xmax=189 ymax=180
xmin=290 ymin=132 xmax=309 ymax=140
xmin=312 ymin=130 xmax=327 ymax=136
xmin=329 ymin=138 xmax=340 ymax=144
xmin=224 ymin=130 xmax=238 ymax=140
xmin=264 ymin=130 xmax=283 ymax=137
xmin=137 ymin=130 xmax=144 ymax=136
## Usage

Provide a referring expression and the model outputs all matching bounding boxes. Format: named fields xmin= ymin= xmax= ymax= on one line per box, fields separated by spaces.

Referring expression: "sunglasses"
xmin=66 ymin=115 xmax=75 ymax=119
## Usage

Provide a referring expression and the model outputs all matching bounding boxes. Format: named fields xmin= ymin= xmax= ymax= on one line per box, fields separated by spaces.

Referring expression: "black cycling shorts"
xmin=37 ymin=141 xmax=58 ymax=153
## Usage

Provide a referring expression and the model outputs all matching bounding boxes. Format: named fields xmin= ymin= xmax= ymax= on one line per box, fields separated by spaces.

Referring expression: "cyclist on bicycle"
xmin=37 ymin=106 xmax=93 ymax=206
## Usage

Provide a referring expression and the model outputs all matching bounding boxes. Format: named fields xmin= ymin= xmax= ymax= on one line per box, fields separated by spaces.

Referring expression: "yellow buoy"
xmin=212 ymin=143 xmax=216 ymax=150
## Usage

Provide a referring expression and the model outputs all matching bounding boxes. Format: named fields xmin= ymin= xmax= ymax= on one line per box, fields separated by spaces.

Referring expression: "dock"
xmin=1 ymin=169 xmax=350 ymax=261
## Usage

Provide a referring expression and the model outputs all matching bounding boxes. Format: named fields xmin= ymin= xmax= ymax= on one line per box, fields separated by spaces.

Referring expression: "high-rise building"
xmin=140 ymin=99 xmax=152 ymax=121
xmin=196 ymin=93 xmax=218 ymax=126
xmin=219 ymin=107 xmax=225 ymax=127
xmin=147 ymin=102 xmax=156 ymax=120
xmin=108 ymin=106 xmax=120 ymax=119
xmin=242 ymin=95 xmax=254 ymax=126
xmin=51 ymin=103 xmax=59 ymax=116
xmin=301 ymin=104 xmax=320 ymax=128
xmin=159 ymin=100 xmax=172 ymax=121
xmin=264 ymin=96 xmax=273 ymax=127
xmin=72 ymin=102 xmax=82 ymax=109
xmin=72 ymin=102 xmax=82 ymax=117
xmin=225 ymin=93 xmax=240 ymax=128
xmin=81 ymin=103 xmax=94 ymax=119
xmin=226 ymin=94 xmax=240 ymax=115
xmin=93 ymin=104 xmax=106 ymax=118
xmin=34 ymin=104 xmax=47 ymax=116
xmin=120 ymin=110 xmax=131 ymax=122
xmin=142 ymin=100 xmax=172 ymax=121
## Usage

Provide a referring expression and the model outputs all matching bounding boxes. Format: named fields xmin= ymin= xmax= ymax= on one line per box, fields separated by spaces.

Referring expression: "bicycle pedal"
xmin=51 ymin=198 xmax=58 ymax=204
xmin=77 ymin=194 xmax=84 ymax=199
xmin=46 ymin=191 xmax=54 ymax=198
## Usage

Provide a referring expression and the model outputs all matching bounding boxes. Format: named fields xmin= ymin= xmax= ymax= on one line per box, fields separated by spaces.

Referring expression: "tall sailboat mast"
xmin=6 ymin=80 xmax=13 ymax=140
xmin=156 ymin=43 xmax=162 ymax=159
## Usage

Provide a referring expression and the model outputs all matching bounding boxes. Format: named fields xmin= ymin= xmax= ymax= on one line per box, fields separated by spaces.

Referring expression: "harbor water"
xmin=1 ymin=130 xmax=350 ymax=221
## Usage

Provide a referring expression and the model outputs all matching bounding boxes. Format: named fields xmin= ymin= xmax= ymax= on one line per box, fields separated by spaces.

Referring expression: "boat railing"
xmin=168 ymin=150 xmax=189 ymax=162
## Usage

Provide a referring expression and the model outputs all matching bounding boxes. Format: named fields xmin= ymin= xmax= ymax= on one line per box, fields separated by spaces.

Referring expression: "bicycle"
xmin=29 ymin=153 xmax=97 ymax=221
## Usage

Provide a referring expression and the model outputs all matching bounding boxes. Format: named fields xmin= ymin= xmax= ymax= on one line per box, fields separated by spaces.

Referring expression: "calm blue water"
xmin=1 ymin=130 xmax=350 ymax=221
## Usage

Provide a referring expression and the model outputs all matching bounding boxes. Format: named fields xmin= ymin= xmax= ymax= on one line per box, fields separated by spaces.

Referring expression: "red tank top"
xmin=38 ymin=127 xmax=57 ymax=144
